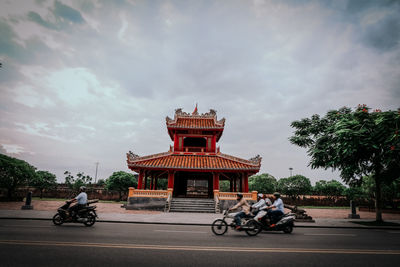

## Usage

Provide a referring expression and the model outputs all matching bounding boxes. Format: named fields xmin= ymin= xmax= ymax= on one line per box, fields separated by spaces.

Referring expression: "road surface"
xmin=0 ymin=219 xmax=399 ymax=266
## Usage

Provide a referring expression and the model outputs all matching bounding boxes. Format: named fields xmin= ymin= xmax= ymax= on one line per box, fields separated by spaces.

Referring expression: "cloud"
xmin=363 ymin=15 xmax=400 ymax=51
xmin=27 ymin=11 xmax=57 ymax=30
xmin=1 ymin=0 xmax=399 ymax=183
xmin=54 ymin=0 xmax=85 ymax=24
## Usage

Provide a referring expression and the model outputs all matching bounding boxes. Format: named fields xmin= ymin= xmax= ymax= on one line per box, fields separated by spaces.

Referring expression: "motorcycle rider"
xmin=265 ymin=192 xmax=285 ymax=227
xmin=228 ymin=193 xmax=250 ymax=230
xmin=68 ymin=186 xmax=88 ymax=219
xmin=252 ymin=193 xmax=272 ymax=222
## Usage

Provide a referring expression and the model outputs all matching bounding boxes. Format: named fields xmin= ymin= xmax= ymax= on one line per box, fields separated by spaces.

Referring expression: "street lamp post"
xmin=95 ymin=162 xmax=99 ymax=183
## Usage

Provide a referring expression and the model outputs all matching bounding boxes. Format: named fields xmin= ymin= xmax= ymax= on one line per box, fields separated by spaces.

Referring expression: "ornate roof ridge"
xmin=127 ymin=151 xmax=172 ymax=162
xmin=218 ymin=152 xmax=262 ymax=166
xmin=166 ymin=108 xmax=225 ymax=127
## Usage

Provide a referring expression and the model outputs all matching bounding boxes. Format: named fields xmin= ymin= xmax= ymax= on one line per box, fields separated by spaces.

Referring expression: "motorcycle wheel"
xmin=84 ymin=213 xmax=96 ymax=227
xmin=245 ymin=219 xmax=261 ymax=236
xmin=283 ymin=225 xmax=293 ymax=234
xmin=211 ymin=219 xmax=228 ymax=235
xmin=52 ymin=213 xmax=64 ymax=226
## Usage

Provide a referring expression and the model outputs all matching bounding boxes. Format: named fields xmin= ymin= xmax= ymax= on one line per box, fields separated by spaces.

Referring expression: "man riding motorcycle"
xmin=252 ymin=193 xmax=272 ymax=222
xmin=264 ymin=192 xmax=285 ymax=227
xmin=68 ymin=186 xmax=88 ymax=218
xmin=228 ymin=193 xmax=250 ymax=230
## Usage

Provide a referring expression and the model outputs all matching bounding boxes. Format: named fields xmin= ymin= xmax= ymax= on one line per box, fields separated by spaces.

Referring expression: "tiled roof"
xmin=166 ymin=108 xmax=225 ymax=130
xmin=168 ymin=117 xmax=224 ymax=129
xmin=127 ymin=152 xmax=261 ymax=172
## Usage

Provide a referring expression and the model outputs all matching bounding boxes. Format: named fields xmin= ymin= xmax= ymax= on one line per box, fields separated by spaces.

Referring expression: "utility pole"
xmin=289 ymin=167 xmax=293 ymax=177
xmin=95 ymin=162 xmax=99 ymax=183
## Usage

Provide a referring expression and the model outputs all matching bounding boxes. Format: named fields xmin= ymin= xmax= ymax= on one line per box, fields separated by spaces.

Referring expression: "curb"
xmin=1 ymin=217 xmax=400 ymax=230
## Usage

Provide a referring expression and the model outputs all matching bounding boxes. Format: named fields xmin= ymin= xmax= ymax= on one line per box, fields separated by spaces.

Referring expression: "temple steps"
xmin=169 ymin=198 xmax=216 ymax=213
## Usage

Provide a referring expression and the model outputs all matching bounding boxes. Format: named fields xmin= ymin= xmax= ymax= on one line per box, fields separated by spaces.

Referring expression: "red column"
xmin=243 ymin=173 xmax=249 ymax=192
xmin=167 ymin=171 xmax=174 ymax=189
xmin=233 ymin=178 xmax=237 ymax=192
xmin=150 ymin=176 xmax=153 ymax=190
xmin=137 ymin=170 xmax=144 ymax=189
xmin=213 ymin=173 xmax=219 ymax=190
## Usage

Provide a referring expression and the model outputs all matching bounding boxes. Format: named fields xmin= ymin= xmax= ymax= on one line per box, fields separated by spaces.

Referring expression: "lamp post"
xmin=95 ymin=162 xmax=99 ymax=183
xmin=289 ymin=167 xmax=293 ymax=177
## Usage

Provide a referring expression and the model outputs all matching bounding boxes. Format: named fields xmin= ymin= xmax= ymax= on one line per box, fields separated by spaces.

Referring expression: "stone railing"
xmin=128 ymin=188 xmax=173 ymax=198
xmin=213 ymin=190 xmax=258 ymax=201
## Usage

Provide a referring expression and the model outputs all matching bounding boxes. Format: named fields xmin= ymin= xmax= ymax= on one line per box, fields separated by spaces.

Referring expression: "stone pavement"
xmin=1 ymin=207 xmax=400 ymax=229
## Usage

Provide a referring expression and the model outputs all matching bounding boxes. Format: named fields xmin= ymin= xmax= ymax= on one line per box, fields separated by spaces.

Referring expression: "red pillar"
xmin=213 ymin=173 xmax=219 ymax=190
xmin=233 ymin=177 xmax=237 ymax=192
xmin=137 ymin=170 xmax=144 ymax=189
xmin=150 ymin=176 xmax=154 ymax=190
xmin=167 ymin=171 xmax=174 ymax=189
xmin=243 ymin=173 xmax=249 ymax=192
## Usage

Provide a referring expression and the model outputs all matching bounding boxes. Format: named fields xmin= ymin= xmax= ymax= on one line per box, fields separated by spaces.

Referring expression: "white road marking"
xmin=304 ymin=234 xmax=356 ymax=237
xmin=154 ymin=230 xmax=207 ymax=234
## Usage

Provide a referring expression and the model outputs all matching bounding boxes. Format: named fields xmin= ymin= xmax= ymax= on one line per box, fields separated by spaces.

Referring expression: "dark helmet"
xmin=236 ymin=193 xmax=243 ymax=199
xmin=273 ymin=192 xmax=281 ymax=198
xmin=80 ymin=186 xmax=86 ymax=192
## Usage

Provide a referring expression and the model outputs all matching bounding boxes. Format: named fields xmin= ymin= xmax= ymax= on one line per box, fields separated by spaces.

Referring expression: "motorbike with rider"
xmin=52 ymin=186 xmax=98 ymax=227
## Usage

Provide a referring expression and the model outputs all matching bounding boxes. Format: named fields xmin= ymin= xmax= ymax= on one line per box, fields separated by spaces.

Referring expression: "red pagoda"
xmin=127 ymin=107 xmax=261 ymax=200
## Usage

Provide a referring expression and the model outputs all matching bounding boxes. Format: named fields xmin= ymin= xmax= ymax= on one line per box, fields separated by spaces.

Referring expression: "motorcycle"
xmin=52 ymin=199 xmax=98 ymax=227
xmin=211 ymin=210 xmax=261 ymax=236
xmin=254 ymin=211 xmax=296 ymax=234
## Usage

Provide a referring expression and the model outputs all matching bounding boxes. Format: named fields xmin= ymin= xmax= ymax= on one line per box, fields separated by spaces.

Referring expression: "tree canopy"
xmin=105 ymin=171 xmax=137 ymax=201
xmin=31 ymin=170 xmax=57 ymax=198
xmin=313 ymin=180 xmax=346 ymax=199
xmin=290 ymin=105 xmax=400 ymax=221
xmin=248 ymin=173 xmax=277 ymax=193
xmin=0 ymin=153 xmax=37 ymax=200
xmin=276 ymin=175 xmax=312 ymax=199
xmin=64 ymin=171 xmax=93 ymax=195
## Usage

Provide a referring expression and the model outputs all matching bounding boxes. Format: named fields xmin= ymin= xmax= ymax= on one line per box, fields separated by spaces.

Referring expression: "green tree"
xmin=105 ymin=171 xmax=137 ymax=201
xmin=219 ymin=180 xmax=230 ymax=192
xmin=0 ymin=154 xmax=37 ymax=200
xmin=248 ymin=173 xmax=277 ymax=193
xmin=313 ymin=180 xmax=346 ymax=199
xmin=277 ymin=175 xmax=312 ymax=199
xmin=96 ymin=179 xmax=106 ymax=186
xmin=31 ymin=170 xmax=57 ymax=199
xmin=290 ymin=105 xmax=400 ymax=221
xmin=64 ymin=171 xmax=93 ymax=195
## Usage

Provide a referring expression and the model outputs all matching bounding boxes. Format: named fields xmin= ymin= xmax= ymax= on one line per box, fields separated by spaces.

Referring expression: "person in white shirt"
xmin=265 ymin=192 xmax=284 ymax=226
xmin=252 ymin=193 xmax=272 ymax=222
xmin=68 ymin=186 xmax=88 ymax=218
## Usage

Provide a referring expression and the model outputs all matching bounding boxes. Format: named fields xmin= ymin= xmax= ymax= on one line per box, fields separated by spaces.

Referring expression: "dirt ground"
xmin=1 ymin=200 xmax=400 ymax=219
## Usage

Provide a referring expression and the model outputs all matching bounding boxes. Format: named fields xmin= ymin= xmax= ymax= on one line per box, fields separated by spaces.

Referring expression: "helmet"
xmin=273 ymin=192 xmax=280 ymax=198
xmin=257 ymin=193 xmax=263 ymax=198
xmin=80 ymin=186 xmax=86 ymax=192
xmin=236 ymin=193 xmax=243 ymax=199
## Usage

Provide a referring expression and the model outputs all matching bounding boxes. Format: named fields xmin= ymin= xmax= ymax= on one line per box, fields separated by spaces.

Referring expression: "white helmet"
xmin=257 ymin=193 xmax=263 ymax=198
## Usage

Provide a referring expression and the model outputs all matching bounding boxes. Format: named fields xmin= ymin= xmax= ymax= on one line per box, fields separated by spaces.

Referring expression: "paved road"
xmin=0 ymin=219 xmax=399 ymax=267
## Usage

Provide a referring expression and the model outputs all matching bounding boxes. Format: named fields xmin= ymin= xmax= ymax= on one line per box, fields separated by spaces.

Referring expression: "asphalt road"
xmin=0 ymin=219 xmax=399 ymax=267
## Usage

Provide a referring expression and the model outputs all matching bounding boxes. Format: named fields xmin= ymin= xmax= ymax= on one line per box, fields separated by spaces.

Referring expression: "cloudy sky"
xmin=1 ymin=0 xmax=399 ymax=184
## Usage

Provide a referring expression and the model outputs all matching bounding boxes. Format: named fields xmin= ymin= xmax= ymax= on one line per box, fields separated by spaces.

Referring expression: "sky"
xmin=1 ymin=0 xmax=399 ymax=185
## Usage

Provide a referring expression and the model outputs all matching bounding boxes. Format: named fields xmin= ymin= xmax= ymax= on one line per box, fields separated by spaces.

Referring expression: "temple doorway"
xmin=173 ymin=172 xmax=213 ymax=198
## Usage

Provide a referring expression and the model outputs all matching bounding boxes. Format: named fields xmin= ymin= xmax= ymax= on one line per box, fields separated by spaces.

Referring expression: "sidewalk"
xmin=1 ymin=209 xmax=400 ymax=230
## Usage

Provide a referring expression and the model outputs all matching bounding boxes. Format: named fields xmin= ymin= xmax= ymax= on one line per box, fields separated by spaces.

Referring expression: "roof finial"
xmin=192 ymin=103 xmax=198 ymax=115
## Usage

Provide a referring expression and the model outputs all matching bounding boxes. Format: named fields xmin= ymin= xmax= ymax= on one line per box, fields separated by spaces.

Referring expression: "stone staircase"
xmin=168 ymin=198 xmax=216 ymax=213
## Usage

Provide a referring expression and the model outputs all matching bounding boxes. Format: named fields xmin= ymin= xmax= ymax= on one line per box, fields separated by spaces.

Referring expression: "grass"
xmin=351 ymin=221 xmax=400 ymax=227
